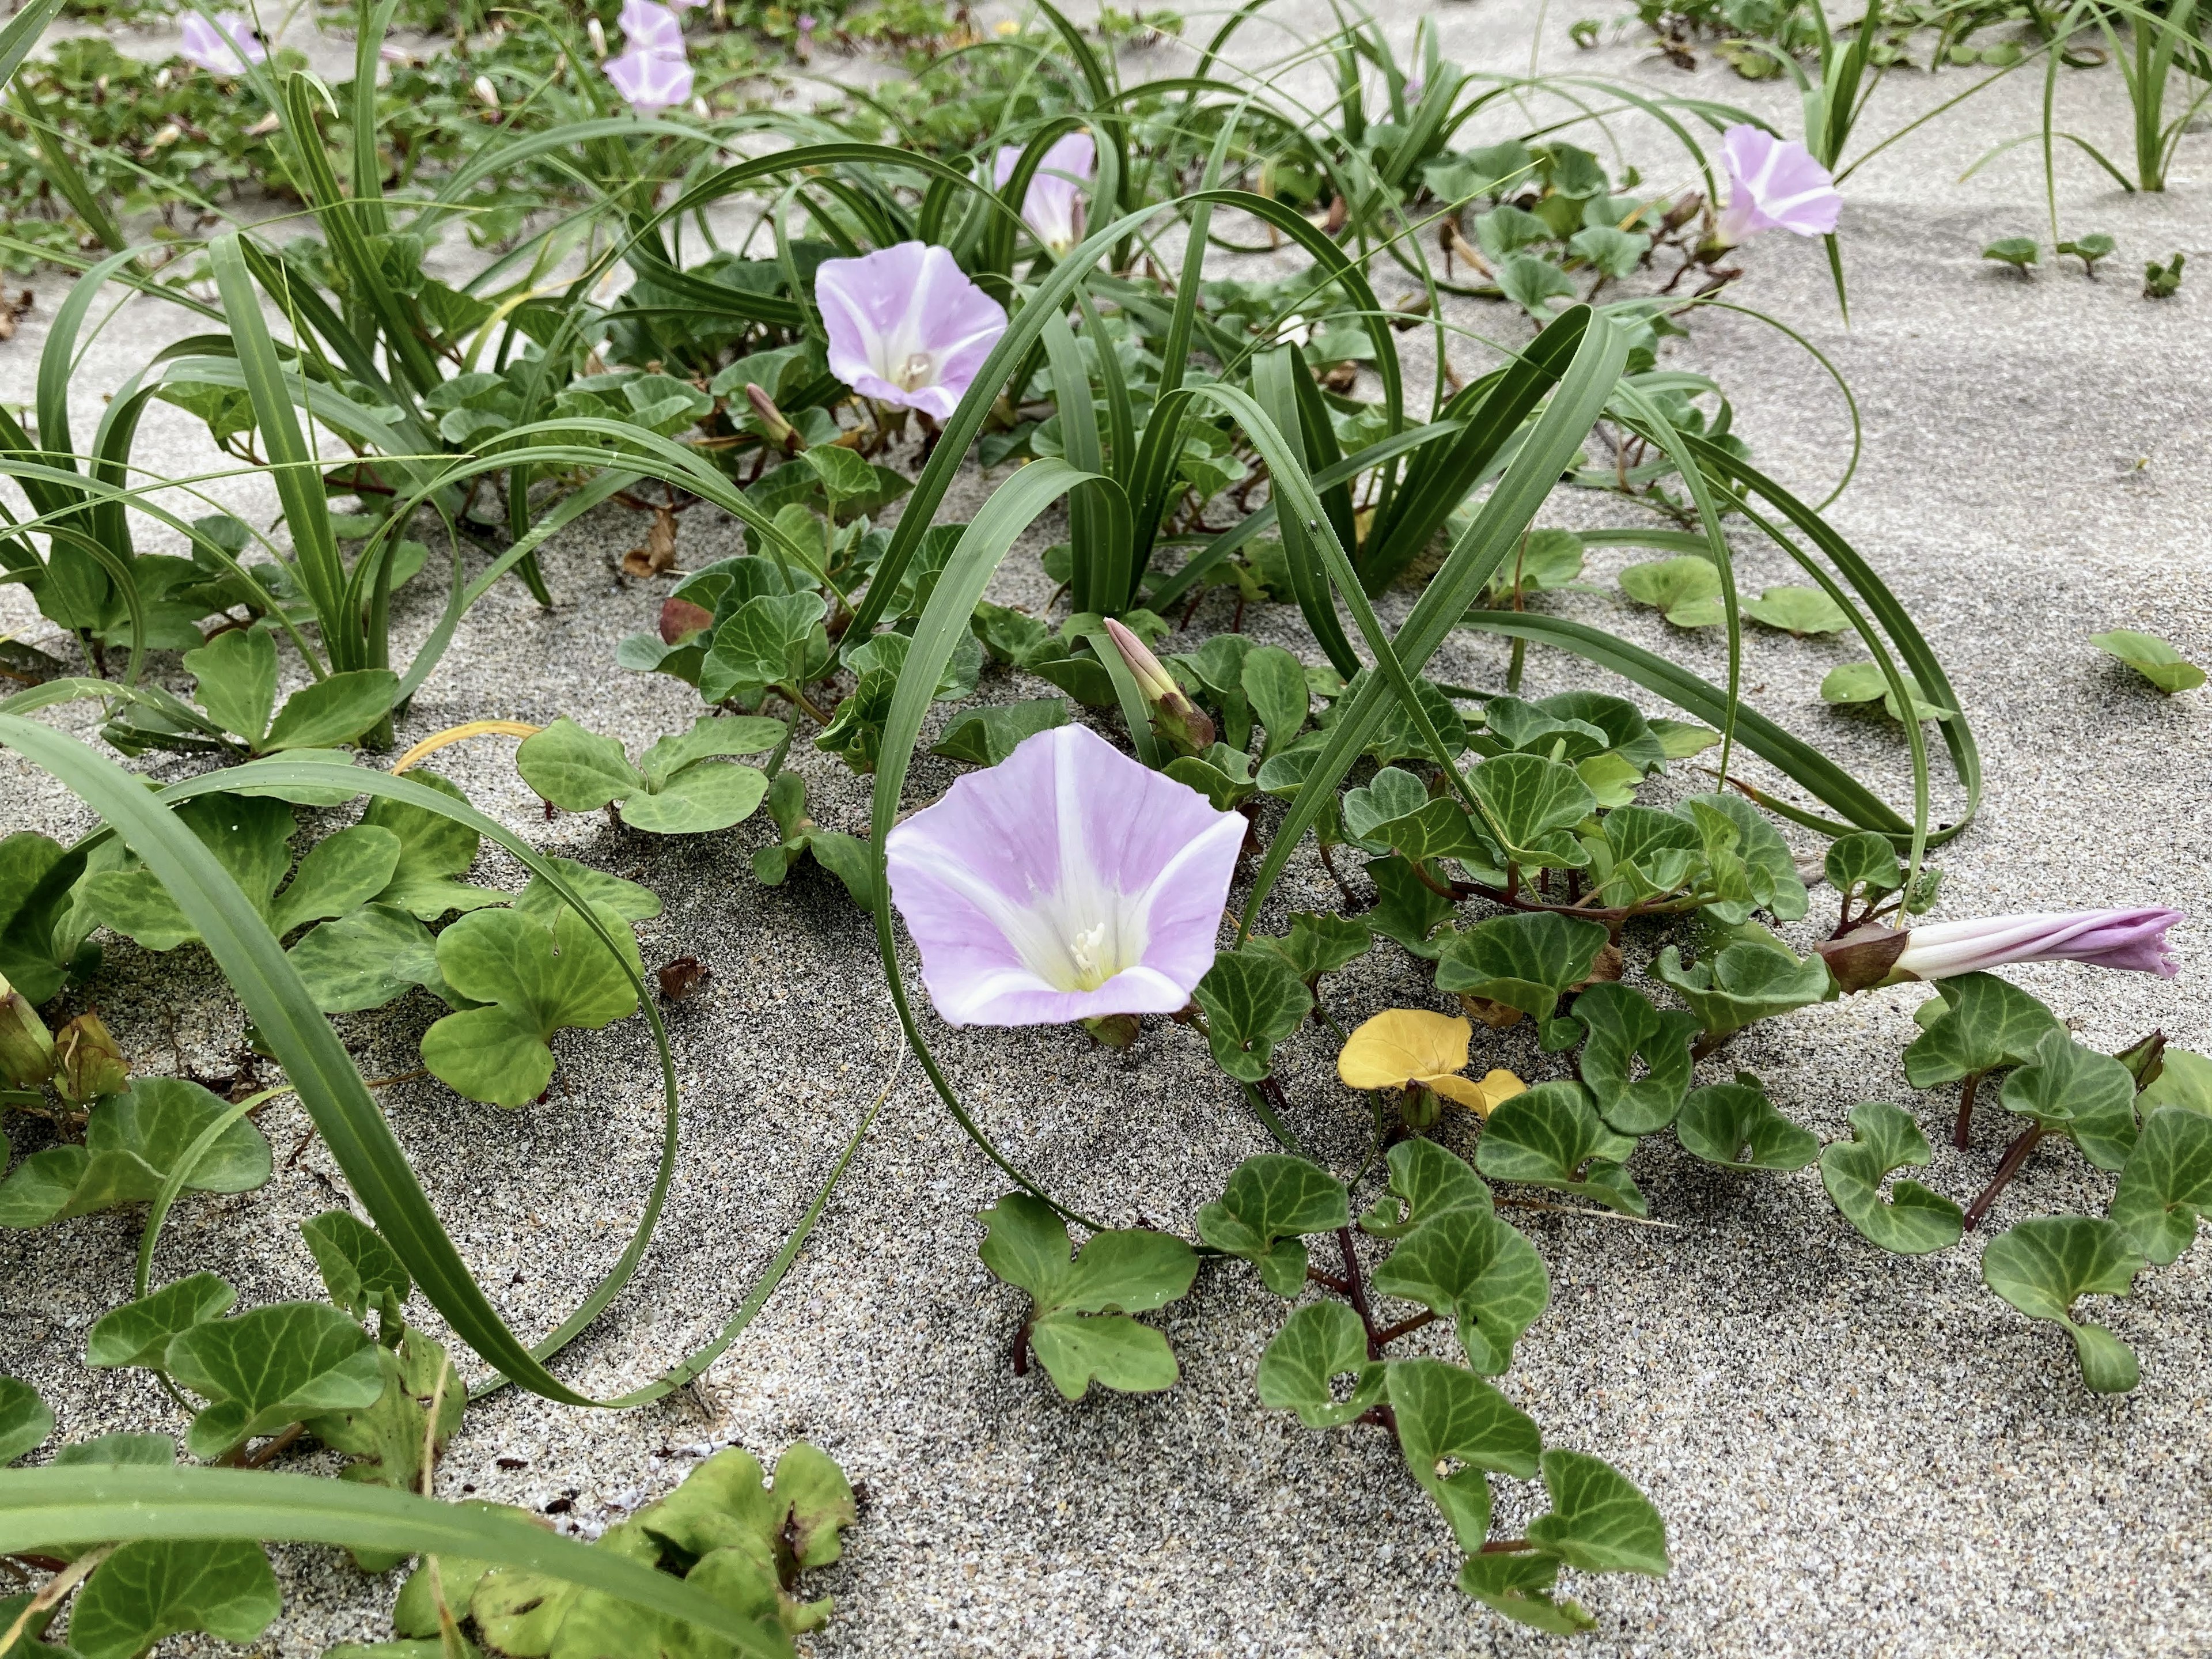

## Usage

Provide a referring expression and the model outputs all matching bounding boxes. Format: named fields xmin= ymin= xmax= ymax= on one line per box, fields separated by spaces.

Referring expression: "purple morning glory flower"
xmin=179 ymin=12 xmax=266 ymax=74
xmin=618 ymin=0 xmax=688 ymax=53
xmin=992 ymin=131 xmax=1095 ymax=256
xmin=1714 ymin=124 xmax=1842 ymax=245
xmin=815 ymin=241 xmax=1009 ymax=420
xmin=885 ymin=725 xmax=1246 ymax=1027
xmin=1819 ymin=908 xmax=2184 ymax=992
xmin=605 ymin=46 xmax=693 ymax=112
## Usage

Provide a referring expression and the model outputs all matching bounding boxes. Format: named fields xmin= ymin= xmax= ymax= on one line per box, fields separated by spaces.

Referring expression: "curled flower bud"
xmin=52 ymin=1012 xmax=128 ymax=1106
xmin=587 ymin=17 xmax=608 ymax=56
xmin=0 ymin=975 xmax=54 ymax=1090
xmin=472 ymin=75 xmax=501 ymax=109
xmin=1102 ymin=617 xmax=1214 ymax=755
xmin=1818 ymin=907 xmax=2183 ymax=994
xmin=744 ymin=381 xmax=800 ymax=449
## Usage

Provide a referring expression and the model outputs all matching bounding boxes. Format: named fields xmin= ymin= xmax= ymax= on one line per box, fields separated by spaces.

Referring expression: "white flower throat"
xmin=895 ymin=350 xmax=935 ymax=391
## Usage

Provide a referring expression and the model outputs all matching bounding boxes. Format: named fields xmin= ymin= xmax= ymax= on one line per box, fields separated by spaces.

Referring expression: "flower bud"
xmin=586 ymin=17 xmax=607 ymax=56
xmin=472 ymin=75 xmax=501 ymax=109
xmin=0 ymin=975 xmax=54 ymax=1090
xmin=52 ymin=1012 xmax=128 ymax=1106
xmin=1102 ymin=618 xmax=1214 ymax=756
xmin=745 ymin=381 xmax=800 ymax=449
xmin=1813 ymin=921 xmax=1910 ymax=994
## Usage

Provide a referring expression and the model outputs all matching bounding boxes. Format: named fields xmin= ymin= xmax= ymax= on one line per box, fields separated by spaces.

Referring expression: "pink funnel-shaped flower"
xmin=815 ymin=242 xmax=1009 ymax=420
xmin=605 ymin=46 xmax=692 ymax=113
xmin=1714 ymin=124 xmax=1842 ymax=245
xmin=180 ymin=12 xmax=266 ymax=74
xmin=618 ymin=0 xmax=687 ymax=54
xmin=992 ymin=131 xmax=1095 ymax=256
xmin=1820 ymin=908 xmax=2183 ymax=992
xmin=885 ymin=725 xmax=1245 ymax=1027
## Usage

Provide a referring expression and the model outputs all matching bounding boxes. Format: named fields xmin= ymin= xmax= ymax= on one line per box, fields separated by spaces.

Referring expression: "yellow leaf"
xmin=1429 ymin=1068 xmax=1526 ymax=1118
xmin=1338 ymin=1009 xmax=1472 ymax=1090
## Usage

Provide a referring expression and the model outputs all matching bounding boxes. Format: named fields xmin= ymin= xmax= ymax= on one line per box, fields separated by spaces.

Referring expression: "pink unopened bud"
xmin=744 ymin=381 xmax=800 ymax=449
xmin=1101 ymin=618 xmax=1214 ymax=756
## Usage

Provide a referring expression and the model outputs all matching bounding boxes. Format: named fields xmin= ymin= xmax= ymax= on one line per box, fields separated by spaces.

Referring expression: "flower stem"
xmin=1372 ymin=1309 xmax=1439 ymax=1347
xmin=1964 ymin=1123 xmax=2047 ymax=1230
xmin=1953 ymin=1069 xmax=1986 ymax=1150
xmin=1337 ymin=1226 xmax=1382 ymax=1361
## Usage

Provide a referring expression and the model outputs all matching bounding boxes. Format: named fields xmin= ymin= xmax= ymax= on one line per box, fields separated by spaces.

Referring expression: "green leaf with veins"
xmin=1484 ymin=528 xmax=1584 ymax=602
xmin=1196 ymin=1154 xmax=1349 ymax=1295
xmin=1433 ymin=912 xmax=1609 ymax=1047
xmin=1256 ymin=911 xmax=1372 ymax=990
xmin=2000 ymin=1029 xmax=2139 ymax=1171
xmin=420 ymin=904 xmax=641 ymax=1107
xmin=1460 ymin=1548 xmax=1592 ymax=1634
xmin=1475 ymin=696 xmax=1611 ymax=764
xmin=1675 ymin=1080 xmax=1819 ymax=1171
xmin=1744 ymin=585 xmax=1850 ymax=636
xmin=1570 ymin=224 xmax=1649 ymax=278
xmin=1240 ymin=644 xmax=1310 ymax=758
xmin=513 ymin=859 xmax=661 ymax=930
xmin=66 ymin=1539 xmax=280 ymax=1659
xmin=0 ymin=1078 xmax=271 ymax=1229
xmin=1680 ymin=793 xmax=1808 ymax=922
xmin=1648 ymin=717 xmax=1720 ymax=759
xmin=2110 ymin=1105 xmax=2212 ymax=1264
xmin=2089 ymin=628 xmax=2205 ymax=693
xmin=1526 ymin=1449 xmax=1671 ymax=1574
xmin=0 ymin=831 xmax=92 ymax=1005
xmin=302 ymin=1210 xmax=411 ymax=1325
xmin=1820 ymin=661 xmax=1954 ymax=722
xmin=362 ymin=769 xmax=507 ymax=920
xmin=268 ymin=825 xmax=402 ymax=937
xmin=1257 ymin=1302 xmax=1384 ymax=1427
xmin=1572 ymin=982 xmax=1699 ymax=1134
xmin=1388 ymin=1357 xmax=1542 ymax=1548
xmin=1902 ymin=972 xmax=2065 ymax=1088
xmin=977 ymin=1192 xmax=1197 ymax=1400
xmin=1497 ymin=252 xmax=1578 ymax=317
xmin=165 ymin=1301 xmax=387 ymax=1459
xmin=181 ymin=627 xmax=277 ymax=747
xmin=1342 ymin=767 xmax=1430 ymax=847
xmin=1820 ymin=1101 xmax=1964 ymax=1254
xmin=1654 ymin=940 xmax=1832 ymax=1040
xmin=1468 ymin=752 xmax=1596 ymax=869
xmin=81 ymin=793 xmax=293 ymax=950
xmin=518 ymin=717 xmax=774 ymax=834
xmin=87 ymin=1272 xmax=238 ymax=1370
xmin=263 ymin=669 xmax=401 ymax=751
xmin=0 ymin=1376 xmax=51 ymax=1464
xmin=515 ymin=718 xmax=636 ymax=810
xmin=1369 ymin=1205 xmax=1550 ymax=1374
xmin=1363 ymin=854 xmax=1456 ymax=960
xmin=1359 ymin=1138 xmax=1493 ymax=1240
xmin=287 ymin=903 xmax=449 ymax=1014
xmin=930 ymin=698 xmax=1070 ymax=766
xmin=700 ymin=591 xmax=832 ymax=704
xmin=1980 ymin=1215 xmax=2144 ymax=1393
xmin=1825 ymin=831 xmax=1902 ymax=899
xmin=1619 ymin=556 xmax=1722 ymax=627
xmin=2138 ymin=1047 xmax=2212 ymax=1115
xmin=1475 ymin=1081 xmax=1646 ymax=1216
xmin=1191 ymin=947 xmax=1313 ymax=1083
xmin=304 ymin=1326 xmax=465 ymax=1566
xmin=1595 ymin=804 xmax=1700 ymax=904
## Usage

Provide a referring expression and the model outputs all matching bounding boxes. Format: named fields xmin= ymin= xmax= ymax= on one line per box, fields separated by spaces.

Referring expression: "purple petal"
xmin=1896 ymin=908 xmax=2184 ymax=980
xmin=814 ymin=242 xmax=1008 ymax=418
xmin=1020 ymin=132 xmax=1094 ymax=253
xmin=604 ymin=47 xmax=692 ymax=113
xmin=885 ymin=725 xmax=1246 ymax=1027
xmin=180 ymin=12 xmax=265 ymax=74
xmin=1717 ymin=123 xmax=1842 ymax=241
xmin=618 ymin=0 xmax=688 ymax=54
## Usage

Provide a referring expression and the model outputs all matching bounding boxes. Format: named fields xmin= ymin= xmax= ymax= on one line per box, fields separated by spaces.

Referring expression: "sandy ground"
xmin=3 ymin=2 xmax=2210 ymax=1656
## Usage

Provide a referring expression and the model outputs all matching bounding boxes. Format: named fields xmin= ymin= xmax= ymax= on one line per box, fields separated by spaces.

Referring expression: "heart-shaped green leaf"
xmin=1654 ymin=940 xmax=1832 ymax=1041
xmin=1484 ymin=528 xmax=1585 ymax=602
xmin=1255 ymin=911 xmax=1372 ymax=992
xmin=1675 ymin=1080 xmax=1819 ymax=1171
xmin=1238 ymin=643 xmax=1310 ymax=759
xmin=930 ymin=698 xmax=1070 ymax=766
xmin=1679 ymin=793 xmax=1808 ymax=923
xmin=420 ymin=905 xmax=641 ymax=1107
xmin=700 ymin=592 xmax=832 ymax=703
xmin=287 ymin=903 xmax=446 ymax=1014
xmin=1459 ymin=1549 xmax=1590 ymax=1634
xmin=1524 ymin=1449 xmax=1670 ymax=1574
xmin=0 ymin=1078 xmax=271 ymax=1229
xmin=1820 ymin=1101 xmax=1964 ymax=1255
xmin=1475 ymin=696 xmax=1612 ymax=764
xmin=2138 ymin=1047 xmax=2212 ymax=1114
xmin=1256 ymin=1302 xmax=1384 ymax=1428
xmin=181 ymin=627 xmax=277 ymax=747
xmin=165 ymin=1301 xmax=387 ymax=1459
xmin=1902 ymin=972 xmax=2063 ymax=1088
xmin=1359 ymin=1138 xmax=1493 ymax=1240
xmin=67 ymin=1539 xmax=281 ymax=1659
xmin=1475 ymin=1081 xmax=1646 ymax=1215
xmin=1824 ymin=831 xmax=1902 ymax=899
xmin=1744 ymin=585 xmax=1849 ymax=636
xmin=516 ymin=719 xmax=642 ymax=812
xmin=2090 ymin=628 xmax=2205 ymax=693
xmin=1433 ymin=912 xmax=1609 ymax=1047
xmin=264 ymin=669 xmax=400 ymax=751
xmin=1195 ymin=1154 xmax=1349 ymax=1294
xmin=268 ymin=824 xmax=401 ymax=937
xmin=1469 ymin=752 xmax=1596 ymax=869
xmin=1191 ymin=947 xmax=1313 ymax=1083
xmin=978 ymin=1192 xmax=1197 ymax=1400
xmin=1370 ymin=1205 xmax=1550 ymax=1373
xmin=1571 ymin=982 xmax=1699 ymax=1134
xmin=81 ymin=794 xmax=293 ymax=951
xmin=302 ymin=1210 xmax=411 ymax=1324
xmin=1980 ymin=1215 xmax=2144 ymax=1393
xmin=1820 ymin=662 xmax=1953 ymax=722
xmin=1594 ymin=805 xmax=1700 ymax=904
xmin=1388 ymin=1357 xmax=1541 ymax=1550
xmin=1342 ymin=766 xmax=1430 ymax=845
xmin=1619 ymin=555 xmax=1722 ymax=627
xmin=87 ymin=1272 xmax=238 ymax=1370
xmin=360 ymin=770 xmax=507 ymax=921
xmin=0 ymin=1376 xmax=51 ymax=1464
xmin=2110 ymin=1105 xmax=2212 ymax=1266
xmin=1363 ymin=854 xmax=1456 ymax=959
xmin=2000 ymin=1029 xmax=2139 ymax=1171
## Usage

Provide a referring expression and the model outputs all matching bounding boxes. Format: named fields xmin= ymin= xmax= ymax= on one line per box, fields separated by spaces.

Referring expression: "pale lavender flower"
xmin=618 ymin=0 xmax=688 ymax=53
xmin=991 ymin=131 xmax=1095 ymax=256
xmin=179 ymin=11 xmax=266 ymax=74
xmin=605 ymin=46 xmax=692 ymax=112
xmin=1714 ymin=124 xmax=1842 ymax=245
xmin=815 ymin=241 xmax=1008 ymax=419
xmin=885 ymin=725 xmax=1245 ymax=1027
xmin=1819 ymin=908 xmax=2184 ymax=993
xmin=1403 ymin=76 xmax=1425 ymax=103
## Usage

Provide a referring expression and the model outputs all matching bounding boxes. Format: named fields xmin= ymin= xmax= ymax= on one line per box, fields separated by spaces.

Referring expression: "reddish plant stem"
xmin=1337 ymin=1227 xmax=1382 ymax=1361
xmin=1306 ymin=1266 xmax=1351 ymax=1294
xmin=1479 ymin=1537 xmax=1537 ymax=1555
xmin=1953 ymin=1070 xmax=1986 ymax=1150
xmin=1964 ymin=1124 xmax=2048 ymax=1230
xmin=1315 ymin=839 xmax=1361 ymax=906
xmin=1372 ymin=1309 xmax=1440 ymax=1347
